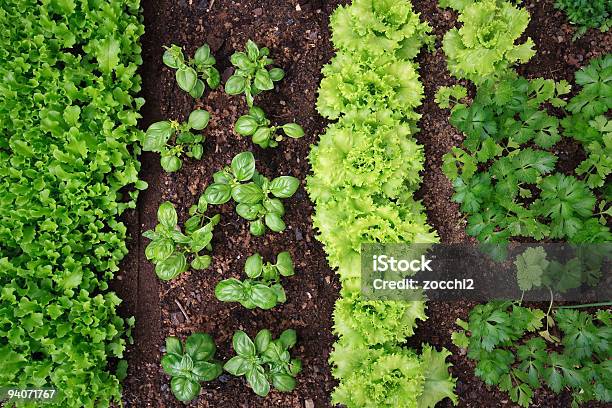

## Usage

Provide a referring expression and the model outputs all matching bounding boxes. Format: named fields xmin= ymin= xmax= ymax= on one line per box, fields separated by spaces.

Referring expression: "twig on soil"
xmin=174 ymin=299 xmax=191 ymax=323
xmin=208 ymin=0 xmax=215 ymax=11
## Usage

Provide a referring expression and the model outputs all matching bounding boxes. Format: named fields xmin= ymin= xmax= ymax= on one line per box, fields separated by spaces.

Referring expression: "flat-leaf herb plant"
xmin=204 ymin=152 xmax=300 ymax=236
xmin=163 ymin=43 xmax=221 ymax=98
xmin=554 ymin=0 xmax=611 ymax=38
xmin=215 ymin=252 xmax=294 ymax=310
xmin=143 ymin=199 xmax=219 ymax=280
xmin=225 ymin=40 xmax=285 ymax=106
xmin=452 ymin=302 xmax=611 ymax=407
xmin=161 ymin=333 xmax=222 ymax=402
xmin=224 ymin=329 xmax=302 ymax=397
xmin=143 ymin=109 xmax=211 ymax=172
xmin=235 ymin=106 xmax=304 ymax=148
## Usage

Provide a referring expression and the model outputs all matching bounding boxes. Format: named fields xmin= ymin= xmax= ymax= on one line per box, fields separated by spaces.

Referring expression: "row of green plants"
xmin=307 ymin=1 xmax=457 ymax=407
xmin=142 ymin=40 xmax=304 ymax=402
xmin=0 ymin=0 xmax=145 ymax=407
xmin=438 ymin=1 xmax=611 ymax=406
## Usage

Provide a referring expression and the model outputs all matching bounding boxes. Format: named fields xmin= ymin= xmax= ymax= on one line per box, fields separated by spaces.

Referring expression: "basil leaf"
xmin=279 ymin=329 xmax=297 ymax=350
xmin=265 ymin=212 xmax=286 ymax=232
xmin=144 ymin=238 xmax=174 ymax=262
xmin=223 ymin=355 xmax=250 ymax=376
xmin=186 ymin=333 xmax=216 ymax=362
xmin=170 ymin=376 xmax=200 ymax=402
xmin=189 ymin=79 xmax=204 ymax=98
xmin=250 ymin=219 xmax=266 ymax=236
xmin=246 ymin=365 xmax=270 ymax=397
xmin=289 ymin=358 xmax=302 ymax=376
xmin=163 ymin=48 xmax=180 ymax=69
xmin=268 ymin=67 xmax=285 ymax=82
xmin=143 ymin=121 xmax=173 ymax=152
xmin=176 ymin=67 xmax=197 ymax=92
xmin=263 ymin=198 xmax=285 ymax=216
xmin=207 ymin=68 xmax=221 ymax=89
xmin=233 ymin=330 xmax=256 ymax=357
xmin=192 ymin=360 xmax=222 ymax=382
xmin=269 ymin=176 xmax=300 ymax=198
xmin=236 ymin=203 xmax=262 ymax=220
xmin=231 ymin=151 xmax=256 ymax=181
xmin=244 ymin=253 xmax=263 ymax=278
xmin=254 ymin=69 xmax=273 ymax=91
xmin=250 ymin=106 xmax=266 ymax=121
xmin=157 ymin=201 xmax=178 ymax=227
xmin=204 ymin=183 xmax=232 ymax=204
xmin=194 ymin=44 xmax=212 ymax=65
xmin=271 ymin=373 xmax=296 ymax=392
xmin=161 ymin=353 xmax=183 ymax=377
xmin=191 ymin=255 xmax=211 ymax=270
xmin=160 ymin=155 xmax=182 ymax=172
xmin=213 ymin=170 xmax=233 ymax=184
xmin=184 ymin=215 xmax=201 ymax=234
xmin=271 ymin=283 xmax=286 ymax=303
xmin=215 ymin=278 xmax=245 ymax=302
xmin=250 ymin=284 xmax=277 ymax=310
xmin=254 ymin=329 xmax=272 ymax=354
xmin=188 ymin=110 xmax=211 ymax=130
xmin=232 ymin=183 xmax=264 ymax=204
xmin=155 ymin=253 xmax=187 ymax=280
xmin=275 ymin=251 xmax=294 ymax=276
xmin=246 ymin=40 xmax=260 ymax=60
xmin=235 ymin=115 xmax=259 ymax=136
xmin=225 ymin=75 xmax=246 ymax=95
xmin=230 ymin=52 xmax=250 ymax=68
xmin=165 ymin=336 xmax=183 ymax=355
xmin=190 ymin=143 xmax=204 ymax=160
xmin=252 ymin=127 xmax=271 ymax=146
xmin=282 ymin=123 xmax=304 ymax=138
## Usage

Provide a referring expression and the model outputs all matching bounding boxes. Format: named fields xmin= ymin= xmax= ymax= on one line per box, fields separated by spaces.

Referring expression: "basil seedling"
xmin=225 ymin=40 xmax=285 ymax=106
xmin=163 ymin=43 xmax=221 ymax=98
xmin=224 ymin=329 xmax=302 ymax=397
xmin=235 ymin=106 xmax=304 ymax=148
xmin=143 ymin=199 xmax=219 ymax=280
xmin=215 ymin=251 xmax=295 ymax=309
xmin=161 ymin=333 xmax=222 ymax=402
xmin=143 ymin=109 xmax=210 ymax=172
xmin=203 ymin=151 xmax=300 ymax=236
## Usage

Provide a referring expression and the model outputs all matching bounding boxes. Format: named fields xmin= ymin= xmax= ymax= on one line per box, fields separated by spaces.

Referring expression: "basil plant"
xmin=204 ymin=151 xmax=300 ymax=236
xmin=224 ymin=329 xmax=302 ymax=397
xmin=161 ymin=333 xmax=222 ymax=402
xmin=235 ymin=106 xmax=304 ymax=148
xmin=225 ymin=40 xmax=285 ymax=106
xmin=143 ymin=109 xmax=211 ymax=172
xmin=143 ymin=198 xmax=219 ymax=280
xmin=215 ymin=251 xmax=295 ymax=310
xmin=163 ymin=43 xmax=221 ymax=98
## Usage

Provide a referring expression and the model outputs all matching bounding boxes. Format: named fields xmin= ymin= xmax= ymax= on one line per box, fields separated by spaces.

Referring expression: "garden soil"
xmin=112 ymin=0 xmax=611 ymax=407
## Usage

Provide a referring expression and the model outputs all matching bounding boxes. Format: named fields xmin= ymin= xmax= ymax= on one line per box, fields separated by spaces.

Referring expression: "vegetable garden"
xmin=0 ymin=0 xmax=610 ymax=407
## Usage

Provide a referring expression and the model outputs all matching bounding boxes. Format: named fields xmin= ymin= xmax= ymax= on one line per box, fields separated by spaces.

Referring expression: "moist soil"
xmin=113 ymin=0 xmax=612 ymax=407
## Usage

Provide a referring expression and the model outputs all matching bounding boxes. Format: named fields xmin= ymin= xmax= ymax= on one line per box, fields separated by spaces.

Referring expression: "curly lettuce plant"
xmin=441 ymin=0 xmax=535 ymax=83
xmin=307 ymin=1 xmax=456 ymax=407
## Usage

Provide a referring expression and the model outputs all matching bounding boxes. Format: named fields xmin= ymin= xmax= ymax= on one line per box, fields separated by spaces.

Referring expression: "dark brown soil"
xmin=112 ymin=0 xmax=611 ymax=407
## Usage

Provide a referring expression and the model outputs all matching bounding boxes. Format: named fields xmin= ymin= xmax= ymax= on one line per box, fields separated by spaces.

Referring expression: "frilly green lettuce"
xmin=442 ymin=0 xmax=535 ymax=82
xmin=330 ymin=0 xmax=433 ymax=59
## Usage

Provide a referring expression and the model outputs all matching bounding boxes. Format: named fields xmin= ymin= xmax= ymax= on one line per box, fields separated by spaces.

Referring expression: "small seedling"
xmin=235 ymin=106 xmax=304 ymax=148
xmin=204 ymin=151 xmax=300 ymax=236
xmin=161 ymin=333 xmax=222 ymax=402
xmin=143 ymin=109 xmax=210 ymax=172
xmin=224 ymin=329 xmax=302 ymax=397
xmin=215 ymin=252 xmax=295 ymax=309
xmin=143 ymin=198 xmax=219 ymax=280
xmin=163 ymin=43 xmax=221 ymax=98
xmin=225 ymin=40 xmax=285 ymax=106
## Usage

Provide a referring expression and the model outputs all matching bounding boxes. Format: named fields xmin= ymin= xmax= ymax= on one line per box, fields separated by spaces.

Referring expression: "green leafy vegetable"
xmin=225 ymin=40 xmax=285 ymax=106
xmin=143 ymin=109 xmax=211 ymax=172
xmin=441 ymin=0 xmax=535 ymax=83
xmin=554 ymin=0 xmax=611 ymax=38
xmin=143 ymin=199 xmax=219 ymax=280
xmin=224 ymin=329 xmax=301 ymax=396
xmin=163 ymin=43 xmax=221 ymax=98
xmin=235 ymin=106 xmax=304 ymax=148
xmin=215 ymin=252 xmax=294 ymax=309
xmin=204 ymin=152 xmax=300 ymax=236
xmin=161 ymin=333 xmax=222 ymax=402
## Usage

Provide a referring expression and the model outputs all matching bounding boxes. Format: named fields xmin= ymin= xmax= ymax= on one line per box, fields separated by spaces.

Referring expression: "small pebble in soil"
xmin=253 ymin=8 xmax=262 ymax=17
xmin=295 ymin=228 xmax=303 ymax=240
xmin=218 ymin=374 xmax=231 ymax=383
xmin=304 ymin=399 xmax=314 ymax=408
